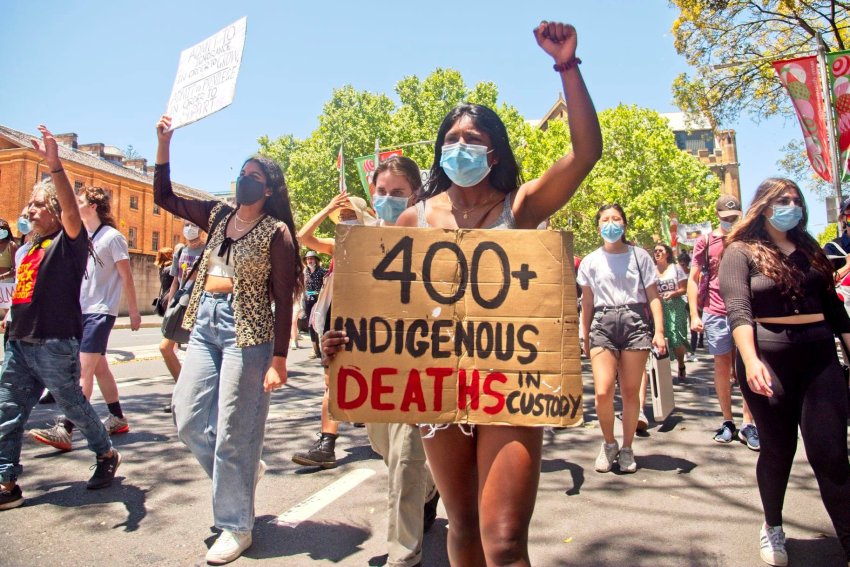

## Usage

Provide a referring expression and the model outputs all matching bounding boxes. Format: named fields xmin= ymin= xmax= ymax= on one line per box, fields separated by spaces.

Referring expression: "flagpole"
xmin=817 ymin=33 xmax=844 ymax=236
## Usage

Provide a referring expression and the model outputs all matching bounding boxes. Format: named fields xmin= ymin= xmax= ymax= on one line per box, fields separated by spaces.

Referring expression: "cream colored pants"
xmin=366 ymin=422 xmax=437 ymax=567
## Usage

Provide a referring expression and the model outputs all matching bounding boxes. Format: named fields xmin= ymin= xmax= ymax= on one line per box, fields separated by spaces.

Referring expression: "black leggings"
xmin=737 ymin=321 xmax=850 ymax=559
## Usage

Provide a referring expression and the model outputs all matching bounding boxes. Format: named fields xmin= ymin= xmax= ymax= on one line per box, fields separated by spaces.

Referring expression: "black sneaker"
xmin=87 ymin=449 xmax=122 ymax=489
xmin=0 ymin=484 xmax=23 ymax=510
xmin=423 ymin=490 xmax=440 ymax=533
xmin=38 ymin=391 xmax=55 ymax=404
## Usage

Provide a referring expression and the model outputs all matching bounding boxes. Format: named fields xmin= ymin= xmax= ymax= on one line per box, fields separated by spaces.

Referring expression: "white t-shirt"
xmin=656 ymin=264 xmax=687 ymax=294
xmin=576 ymin=246 xmax=657 ymax=308
xmin=79 ymin=225 xmax=130 ymax=316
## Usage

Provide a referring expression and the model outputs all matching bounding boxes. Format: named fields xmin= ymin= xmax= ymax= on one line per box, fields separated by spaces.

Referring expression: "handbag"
xmin=160 ymin=207 xmax=229 ymax=343
xmin=161 ymin=282 xmax=194 ymax=343
xmin=697 ymin=233 xmax=711 ymax=310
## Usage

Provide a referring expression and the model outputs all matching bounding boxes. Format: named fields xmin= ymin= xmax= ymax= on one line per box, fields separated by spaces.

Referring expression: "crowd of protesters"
xmin=0 ymin=19 xmax=848 ymax=567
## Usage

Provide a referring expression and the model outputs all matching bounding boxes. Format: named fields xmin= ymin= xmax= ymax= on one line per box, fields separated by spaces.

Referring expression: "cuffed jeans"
xmin=367 ymin=422 xmax=437 ymax=567
xmin=172 ymin=293 xmax=272 ymax=533
xmin=0 ymin=338 xmax=112 ymax=482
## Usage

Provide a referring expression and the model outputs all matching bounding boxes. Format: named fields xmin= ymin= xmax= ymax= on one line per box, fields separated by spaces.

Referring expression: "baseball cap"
xmin=715 ymin=195 xmax=742 ymax=219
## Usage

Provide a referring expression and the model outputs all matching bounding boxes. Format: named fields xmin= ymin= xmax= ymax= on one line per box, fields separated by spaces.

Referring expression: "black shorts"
xmin=80 ymin=313 xmax=116 ymax=355
xmin=589 ymin=304 xmax=652 ymax=352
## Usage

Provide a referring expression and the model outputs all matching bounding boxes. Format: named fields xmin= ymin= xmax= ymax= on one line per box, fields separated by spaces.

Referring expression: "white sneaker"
xmin=759 ymin=524 xmax=788 ymax=566
xmin=594 ymin=441 xmax=619 ymax=473
xmin=618 ymin=447 xmax=637 ymax=473
xmin=256 ymin=460 xmax=267 ymax=486
xmin=206 ymin=529 xmax=252 ymax=565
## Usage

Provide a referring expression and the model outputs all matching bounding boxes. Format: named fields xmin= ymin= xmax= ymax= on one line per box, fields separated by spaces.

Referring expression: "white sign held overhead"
xmin=165 ymin=16 xmax=247 ymax=130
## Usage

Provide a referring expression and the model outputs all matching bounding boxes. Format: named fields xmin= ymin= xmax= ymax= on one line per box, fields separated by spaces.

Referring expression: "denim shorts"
xmin=703 ymin=312 xmax=733 ymax=355
xmin=589 ymin=304 xmax=652 ymax=352
xmin=80 ymin=313 xmax=116 ymax=354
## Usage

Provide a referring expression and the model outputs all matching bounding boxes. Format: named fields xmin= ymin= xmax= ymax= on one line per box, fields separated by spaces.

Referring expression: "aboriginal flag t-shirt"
xmin=9 ymin=229 xmax=89 ymax=341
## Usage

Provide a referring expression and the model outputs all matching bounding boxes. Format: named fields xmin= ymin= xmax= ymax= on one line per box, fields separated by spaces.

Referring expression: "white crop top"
xmin=207 ymin=240 xmax=236 ymax=278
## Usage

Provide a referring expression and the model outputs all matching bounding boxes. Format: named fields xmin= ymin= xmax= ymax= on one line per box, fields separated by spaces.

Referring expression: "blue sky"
xmin=1 ymin=1 xmax=821 ymax=230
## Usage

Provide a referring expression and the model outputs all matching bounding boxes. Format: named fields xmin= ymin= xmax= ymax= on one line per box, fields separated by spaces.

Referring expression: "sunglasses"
xmin=653 ymin=250 xmax=665 ymax=255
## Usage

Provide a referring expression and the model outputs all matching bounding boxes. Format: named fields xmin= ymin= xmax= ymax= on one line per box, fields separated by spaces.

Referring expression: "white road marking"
xmin=276 ymin=468 xmax=376 ymax=528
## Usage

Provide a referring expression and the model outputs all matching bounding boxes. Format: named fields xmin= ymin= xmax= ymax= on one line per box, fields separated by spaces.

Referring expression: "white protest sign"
xmin=0 ymin=283 xmax=14 ymax=309
xmin=165 ymin=16 xmax=247 ymax=130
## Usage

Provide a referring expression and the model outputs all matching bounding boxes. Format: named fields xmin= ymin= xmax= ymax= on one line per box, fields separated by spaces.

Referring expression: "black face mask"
xmin=236 ymin=175 xmax=266 ymax=205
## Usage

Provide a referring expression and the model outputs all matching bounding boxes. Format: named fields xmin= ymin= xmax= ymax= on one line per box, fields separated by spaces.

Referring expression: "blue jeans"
xmin=0 ymin=338 xmax=112 ymax=482
xmin=172 ymin=292 xmax=273 ymax=533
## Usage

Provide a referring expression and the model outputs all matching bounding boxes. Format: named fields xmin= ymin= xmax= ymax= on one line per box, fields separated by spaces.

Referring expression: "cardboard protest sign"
xmin=165 ymin=16 xmax=247 ymax=130
xmin=0 ymin=282 xmax=13 ymax=309
xmin=328 ymin=226 xmax=582 ymax=427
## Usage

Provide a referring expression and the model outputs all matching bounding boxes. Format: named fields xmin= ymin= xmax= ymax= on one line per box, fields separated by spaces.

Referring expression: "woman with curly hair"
xmin=720 ymin=178 xmax=850 ymax=566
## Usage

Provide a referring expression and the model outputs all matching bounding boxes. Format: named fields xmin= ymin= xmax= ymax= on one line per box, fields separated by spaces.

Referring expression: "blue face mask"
xmin=0 ymin=229 xmax=7 ymax=240
xmin=440 ymin=142 xmax=492 ymax=187
xmin=17 ymin=217 xmax=31 ymax=235
xmin=768 ymin=205 xmax=803 ymax=232
xmin=719 ymin=219 xmax=735 ymax=232
xmin=373 ymin=195 xmax=409 ymax=224
xmin=600 ymin=221 xmax=625 ymax=243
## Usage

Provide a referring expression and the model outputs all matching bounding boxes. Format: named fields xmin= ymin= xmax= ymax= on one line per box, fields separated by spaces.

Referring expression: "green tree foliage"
xmin=817 ymin=221 xmax=841 ymax=245
xmin=670 ymin=0 xmax=850 ymax=127
xmin=530 ymin=105 xmax=720 ymax=255
xmin=258 ymin=74 xmax=720 ymax=255
xmin=258 ymin=69 xmax=529 ymax=237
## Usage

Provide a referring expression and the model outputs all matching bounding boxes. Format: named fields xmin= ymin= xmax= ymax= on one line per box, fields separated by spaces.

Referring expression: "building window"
xmin=129 ymin=196 xmax=139 ymax=210
xmin=173 ymin=234 xmax=181 ymax=247
xmin=74 ymin=181 xmax=84 ymax=193
xmin=41 ymin=172 xmax=51 ymax=181
xmin=128 ymin=227 xmax=138 ymax=249
xmin=153 ymin=203 xmax=160 ymax=215
xmin=152 ymin=231 xmax=160 ymax=251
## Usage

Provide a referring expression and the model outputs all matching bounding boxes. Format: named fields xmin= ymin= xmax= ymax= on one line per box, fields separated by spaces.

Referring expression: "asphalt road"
xmin=0 ymin=323 xmax=847 ymax=567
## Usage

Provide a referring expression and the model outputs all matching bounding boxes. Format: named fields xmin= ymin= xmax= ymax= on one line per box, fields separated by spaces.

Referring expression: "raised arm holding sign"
xmin=165 ymin=16 xmax=247 ymax=130
xmin=325 ymin=20 xmax=601 ymax=567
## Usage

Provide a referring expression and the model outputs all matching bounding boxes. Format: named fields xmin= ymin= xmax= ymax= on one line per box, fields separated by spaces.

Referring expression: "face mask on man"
xmin=600 ymin=221 xmax=625 ymax=244
xmin=183 ymin=225 xmax=200 ymax=241
xmin=373 ymin=195 xmax=409 ymax=224
xmin=768 ymin=205 xmax=803 ymax=232
xmin=235 ymin=176 xmax=266 ymax=205
xmin=719 ymin=219 xmax=736 ymax=232
xmin=17 ymin=217 xmax=31 ymax=235
xmin=440 ymin=142 xmax=493 ymax=187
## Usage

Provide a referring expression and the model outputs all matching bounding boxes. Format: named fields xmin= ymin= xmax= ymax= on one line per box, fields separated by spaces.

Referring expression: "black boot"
xmin=423 ymin=490 xmax=440 ymax=533
xmin=292 ymin=433 xmax=337 ymax=469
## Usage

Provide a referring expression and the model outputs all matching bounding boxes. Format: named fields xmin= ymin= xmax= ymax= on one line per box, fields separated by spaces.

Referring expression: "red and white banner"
xmin=773 ymin=56 xmax=833 ymax=182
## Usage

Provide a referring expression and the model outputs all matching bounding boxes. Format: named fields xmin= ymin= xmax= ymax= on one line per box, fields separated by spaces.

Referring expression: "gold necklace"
xmin=234 ymin=211 xmax=263 ymax=232
xmin=448 ymin=195 xmax=502 ymax=220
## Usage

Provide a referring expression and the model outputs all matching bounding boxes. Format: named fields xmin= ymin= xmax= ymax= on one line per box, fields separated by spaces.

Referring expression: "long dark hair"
xmin=419 ymin=103 xmax=522 ymax=202
xmin=725 ymin=178 xmax=833 ymax=295
xmin=594 ymin=203 xmax=628 ymax=244
xmin=242 ymin=155 xmax=304 ymax=300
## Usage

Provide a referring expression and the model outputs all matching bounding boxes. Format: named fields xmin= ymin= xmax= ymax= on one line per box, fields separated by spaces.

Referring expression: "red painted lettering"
xmin=458 ymin=369 xmax=480 ymax=410
xmin=371 ymin=367 xmax=396 ymax=411
xmin=337 ymin=367 xmax=367 ymax=410
xmin=426 ymin=367 xmax=453 ymax=412
xmin=483 ymin=372 xmax=507 ymax=415
xmin=400 ymin=369 xmax=425 ymax=412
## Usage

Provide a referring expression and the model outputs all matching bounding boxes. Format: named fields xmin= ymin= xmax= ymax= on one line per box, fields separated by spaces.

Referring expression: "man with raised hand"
xmin=0 ymin=126 xmax=121 ymax=511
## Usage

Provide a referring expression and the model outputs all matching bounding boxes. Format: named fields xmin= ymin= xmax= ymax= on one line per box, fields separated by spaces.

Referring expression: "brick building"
xmin=0 ymin=124 xmax=214 ymax=314
xmin=529 ymin=98 xmax=742 ymax=200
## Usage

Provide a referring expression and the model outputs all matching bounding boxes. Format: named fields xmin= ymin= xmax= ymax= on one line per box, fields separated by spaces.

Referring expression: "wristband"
xmin=50 ymin=167 xmax=64 ymax=174
xmin=553 ymin=57 xmax=582 ymax=73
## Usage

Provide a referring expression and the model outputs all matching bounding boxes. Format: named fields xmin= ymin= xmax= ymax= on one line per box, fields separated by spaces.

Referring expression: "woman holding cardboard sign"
xmin=577 ymin=203 xmax=666 ymax=475
xmin=154 ymin=115 xmax=302 ymax=565
xmin=384 ymin=20 xmax=601 ymax=567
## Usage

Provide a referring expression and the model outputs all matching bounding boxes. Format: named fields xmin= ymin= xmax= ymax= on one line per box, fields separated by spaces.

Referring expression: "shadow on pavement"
xmin=246 ymin=516 xmax=371 ymax=562
xmin=24 ymin=478 xmax=147 ymax=532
